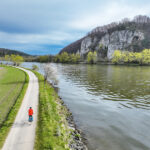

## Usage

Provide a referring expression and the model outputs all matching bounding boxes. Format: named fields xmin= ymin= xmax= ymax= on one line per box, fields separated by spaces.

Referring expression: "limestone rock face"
xmin=60 ymin=16 xmax=150 ymax=61
xmin=80 ymin=37 xmax=92 ymax=55
xmin=80 ymin=30 xmax=144 ymax=60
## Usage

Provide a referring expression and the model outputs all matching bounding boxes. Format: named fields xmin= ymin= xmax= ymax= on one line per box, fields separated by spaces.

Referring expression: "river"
xmin=22 ymin=62 xmax=150 ymax=150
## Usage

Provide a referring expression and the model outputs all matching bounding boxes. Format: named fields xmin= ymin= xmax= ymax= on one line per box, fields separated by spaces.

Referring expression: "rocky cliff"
xmin=60 ymin=15 xmax=150 ymax=61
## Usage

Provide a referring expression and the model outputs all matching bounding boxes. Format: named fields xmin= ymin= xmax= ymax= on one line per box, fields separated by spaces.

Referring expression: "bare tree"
xmin=121 ymin=18 xmax=130 ymax=23
xmin=90 ymin=21 xmax=119 ymax=34
xmin=89 ymin=15 xmax=150 ymax=36
xmin=43 ymin=64 xmax=58 ymax=86
xmin=133 ymin=15 xmax=150 ymax=23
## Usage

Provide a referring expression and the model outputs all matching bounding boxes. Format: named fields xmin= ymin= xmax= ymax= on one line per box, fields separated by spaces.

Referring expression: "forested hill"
xmin=0 ymin=48 xmax=30 ymax=57
xmin=60 ymin=15 xmax=150 ymax=60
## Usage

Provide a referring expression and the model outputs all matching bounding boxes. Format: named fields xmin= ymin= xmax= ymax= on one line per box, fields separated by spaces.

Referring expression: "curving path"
xmin=2 ymin=68 xmax=39 ymax=150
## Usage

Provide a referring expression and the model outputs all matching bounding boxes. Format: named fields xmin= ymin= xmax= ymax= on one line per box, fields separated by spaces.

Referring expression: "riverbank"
xmin=0 ymin=65 xmax=29 ymax=148
xmin=50 ymin=61 xmax=150 ymax=66
xmin=32 ymin=70 xmax=87 ymax=150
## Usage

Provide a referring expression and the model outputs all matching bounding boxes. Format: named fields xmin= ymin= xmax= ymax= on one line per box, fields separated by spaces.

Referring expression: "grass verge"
xmin=0 ymin=66 xmax=29 ymax=149
xmin=32 ymin=71 xmax=73 ymax=150
xmin=0 ymin=66 xmax=26 ymax=124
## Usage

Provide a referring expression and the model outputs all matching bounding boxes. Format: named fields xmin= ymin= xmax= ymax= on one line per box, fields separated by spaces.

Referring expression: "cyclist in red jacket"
xmin=28 ymin=107 xmax=33 ymax=122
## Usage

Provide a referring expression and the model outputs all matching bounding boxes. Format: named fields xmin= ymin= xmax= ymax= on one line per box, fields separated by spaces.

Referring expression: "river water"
xmin=22 ymin=63 xmax=150 ymax=150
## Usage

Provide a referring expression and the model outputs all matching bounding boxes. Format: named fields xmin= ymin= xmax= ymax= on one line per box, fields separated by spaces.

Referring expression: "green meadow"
xmin=0 ymin=65 xmax=28 ymax=148
xmin=0 ymin=66 xmax=25 ymax=124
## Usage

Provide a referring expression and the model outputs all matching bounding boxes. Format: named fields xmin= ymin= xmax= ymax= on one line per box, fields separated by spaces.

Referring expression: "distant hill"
xmin=60 ymin=15 xmax=150 ymax=60
xmin=0 ymin=48 xmax=30 ymax=57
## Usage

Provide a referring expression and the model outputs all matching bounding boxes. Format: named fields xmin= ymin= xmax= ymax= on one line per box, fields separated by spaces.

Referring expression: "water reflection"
xmin=57 ymin=64 xmax=150 ymax=110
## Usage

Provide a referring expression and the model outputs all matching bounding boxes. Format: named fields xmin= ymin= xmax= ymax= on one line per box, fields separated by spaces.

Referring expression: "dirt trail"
xmin=2 ymin=68 xmax=39 ymax=150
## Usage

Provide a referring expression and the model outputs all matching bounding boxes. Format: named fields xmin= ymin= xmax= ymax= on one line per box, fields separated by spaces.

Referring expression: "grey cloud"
xmin=0 ymin=0 xmax=150 ymax=54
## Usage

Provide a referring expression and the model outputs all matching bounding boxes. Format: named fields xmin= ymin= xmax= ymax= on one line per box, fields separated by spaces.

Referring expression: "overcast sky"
xmin=0 ymin=0 xmax=150 ymax=55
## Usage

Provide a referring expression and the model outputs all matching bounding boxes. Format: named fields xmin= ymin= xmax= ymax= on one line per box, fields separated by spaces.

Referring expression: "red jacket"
xmin=28 ymin=108 xmax=33 ymax=116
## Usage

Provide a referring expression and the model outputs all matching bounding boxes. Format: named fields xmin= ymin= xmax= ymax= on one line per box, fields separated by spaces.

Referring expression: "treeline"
xmin=1 ymin=54 xmax=24 ymax=65
xmin=54 ymin=52 xmax=81 ymax=63
xmin=26 ymin=53 xmax=81 ymax=63
xmin=54 ymin=51 xmax=98 ymax=64
xmin=0 ymin=48 xmax=30 ymax=57
xmin=25 ymin=55 xmax=53 ymax=63
xmin=112 ymin=49 xmax=150 ymax=65
xmin=90 ymin=15 xmax=150 ymax=35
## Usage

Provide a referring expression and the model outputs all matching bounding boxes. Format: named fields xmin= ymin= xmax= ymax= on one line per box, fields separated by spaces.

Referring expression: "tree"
xmin=54 ymin=55 xmax=60 ymax=63
xmin=4 ymin=55 xmax=11 ymax=64
xmin=15 ymin=55 xmax=24 ymax=66
xmin=87 ymin=51 xmax=97 ymax=64
xmin=70 ymin=54 xmax=76 ymax=63
xmin=75 ymin=54 xmax=81 ymax=63
xmin=32 ymin=65 xmax=39 ymax=71
xmin=5 ymin=55 xmax=10 ymax=61
xmin=70 ymin=53 xmax=81 ymax=63
xmin=54 ymin=53 xmax=80 ymax=64
xmin=122 ymin=51 xmax=129 ymax=63
xmin=134 ymin=52 xmax=142 ymax=64
xmin=10 ymin=54 xmax=16 ymax=65
xmin=38 ymin=55 xmax=49 ymax=62
xmin=99 ymin=44 xmax=103 ymax=49
xmin=10 ymin=54 xmax=24 ymax=66
xmin=112 ymin=50 xmax=123 ymax=64
xmin=133 ymin=15 xmax=150 ymax=23
xmin=117 ymin=51 xmax=136 ymax=63
xmin=43 ymin=64 xmax=58 ymax=86
xmin=112 ymin=49 xmax=150 ymax=65
xmin=141 ymin=49 xmax=150 ymax=64
xmin=60 ymin=52 xmax=70 ymax=63
xmin=121 ymin=18 xmax=130 ymax=23
xmin=128 ymin=52 xmax=135 ymax=63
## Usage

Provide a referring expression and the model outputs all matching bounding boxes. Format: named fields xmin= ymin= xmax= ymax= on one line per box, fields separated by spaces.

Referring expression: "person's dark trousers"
xmin=29 ymin=115 xmax=33 ymax=122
